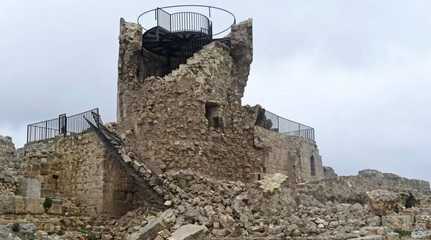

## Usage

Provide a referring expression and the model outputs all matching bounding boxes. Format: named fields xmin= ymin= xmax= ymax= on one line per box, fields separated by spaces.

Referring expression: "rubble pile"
xmin=99 ymin=170 xmax=431 ymax=240
xmin=0 ymin=165 xmax=430 ymax=240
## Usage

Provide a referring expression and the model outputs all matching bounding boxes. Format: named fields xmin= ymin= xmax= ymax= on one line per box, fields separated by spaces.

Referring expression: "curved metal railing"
xmin=138 ymin=5 xmax=236 ymax=36
xmin=170 ymin=12 xmax=211 ymax=35
xmin=155 ymin=9 xmax=212 ymax=35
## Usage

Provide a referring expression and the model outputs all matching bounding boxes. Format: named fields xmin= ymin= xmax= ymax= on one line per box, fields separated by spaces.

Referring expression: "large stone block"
xmin=17 ymin=177 xmax=41 ymax=198
xmin=0 ymin=195 xmax=15 ymax=214
xmin=127 ymin=217 xmax=165 ymax=240
xmin=367 ymin=190 xmax=400 ymax=216
xmin=24 ymin=197 xmax=44 ymax=214
xmin=169 ymin=224 xmax=208 ymax=240
xmin=14 ymin=195 xmax=26 ymax=214
xmin=47 ymin=198 xmax=63 ymax=215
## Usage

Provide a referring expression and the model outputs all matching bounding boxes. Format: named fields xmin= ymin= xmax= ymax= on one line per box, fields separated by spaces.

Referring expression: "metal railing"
xmin=138 ymin=5 xmax=235 ymax=36
xmin=156 ymin=8 xmax=212 ymax=35
xmin=256 ymin=109 xmax=315 ymax=141
xmin=26 ymin=108 xmax=99 ymax=143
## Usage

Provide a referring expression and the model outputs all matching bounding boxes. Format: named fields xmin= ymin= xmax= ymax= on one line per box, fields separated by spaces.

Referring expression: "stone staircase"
xmin=84 ymin=113 xmax=177 ymax=205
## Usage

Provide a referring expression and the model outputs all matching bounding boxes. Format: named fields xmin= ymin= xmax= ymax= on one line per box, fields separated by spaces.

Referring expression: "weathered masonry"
xmin=117 ymin=6 xmax=324 ymax=183
xmin=8 ymin=110 xmax=154 ymax=218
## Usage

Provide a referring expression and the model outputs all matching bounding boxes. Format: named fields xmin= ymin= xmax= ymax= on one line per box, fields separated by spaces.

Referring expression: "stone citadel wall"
xmin=20 ymin=132 xmax=148 ymax=217
xmin=254 ymin=127 xmax=324 ymax=183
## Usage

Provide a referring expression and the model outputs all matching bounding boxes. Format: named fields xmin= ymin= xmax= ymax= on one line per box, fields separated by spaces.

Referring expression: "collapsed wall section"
xmin=0 ymin=135 xmax=19 ymax=195
xmin=120 ymin=42 xmax=264 ymax=181
xmin=117 ymin=19 xmax=266 ymax=182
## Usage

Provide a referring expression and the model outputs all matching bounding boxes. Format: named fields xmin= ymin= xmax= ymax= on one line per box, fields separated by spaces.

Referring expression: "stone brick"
xmin=169 ymin=224 xmax=208 ymax=240
xmin=24 ymin=197 xmax=44 ymax=214
xmin=382 ymin=214 xmax=414 ymax=231
xmin=47 ymin=198 xmax=63 ymax=215
xmin=0 ymin=195 xmax=15 ymax=214
xmin=127 ymin=217 xmax=165 ymax=240
xmin=17 ymin=177 xmax=41 ymax=198
xmin=14 ymin=195 xmax=26 ymax=214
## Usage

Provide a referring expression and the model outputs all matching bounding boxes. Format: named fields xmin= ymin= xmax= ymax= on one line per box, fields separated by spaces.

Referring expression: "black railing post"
xmin=155 ymin=8 xmax=158 ymax=21
xmin=59 ymin=114 xmax=67 ymax=137
xmin=169 ymin=11 xmax=172 ymax=31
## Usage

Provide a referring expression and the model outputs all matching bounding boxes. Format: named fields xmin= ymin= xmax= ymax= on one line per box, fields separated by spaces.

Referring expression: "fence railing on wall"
xmin=156 ymin=8 xmax=212 ymax=35
xmin=256 ymin=109 xmax=315 ymax=141
xmin=26 ymin=108 xmax=99 ymax=144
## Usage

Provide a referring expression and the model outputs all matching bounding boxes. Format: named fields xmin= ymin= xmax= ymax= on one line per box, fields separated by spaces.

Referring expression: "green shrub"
xmin=43 ymin=197 xmax=53 ymax=212
xmin=79 ymin=228 xmax=88 ymax=235
xmin=11 ymin=223 xmax=20 ymax=232
xmin=394 ymin=229 xmax=412 ymax=237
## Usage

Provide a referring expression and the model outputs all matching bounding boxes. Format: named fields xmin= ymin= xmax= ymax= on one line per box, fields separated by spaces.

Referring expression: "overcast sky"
xmin=1 ymin=0 xmax=430 ymax=182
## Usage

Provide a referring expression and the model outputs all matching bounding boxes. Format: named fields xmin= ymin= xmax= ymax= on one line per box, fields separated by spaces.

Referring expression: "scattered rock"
xmin=127 ymin=217 xmax=165 ymax=240
xmin=367 ymin=190 xmax=400 ymax=216
xmin=258 ymin=173 xmax=288 ymax=193
xmin=350 ymin=235 xmax=384 ymax=240
xmin=382 ymin=214 xmax=414 ymax=231
xmin=411 ymin=229 xmax=431 ymax=239
xmin=169 ymin=224 xmax=208 ymax=240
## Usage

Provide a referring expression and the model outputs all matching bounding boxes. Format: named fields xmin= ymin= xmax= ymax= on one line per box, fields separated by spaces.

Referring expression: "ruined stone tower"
xmin=116 ymin=6 xmax=323 ymax=183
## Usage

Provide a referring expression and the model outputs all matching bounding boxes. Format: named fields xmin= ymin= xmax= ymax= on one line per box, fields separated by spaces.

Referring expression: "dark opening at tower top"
xmin=138 ymin=5 xmax=236 ymax=58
